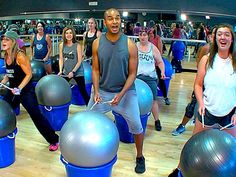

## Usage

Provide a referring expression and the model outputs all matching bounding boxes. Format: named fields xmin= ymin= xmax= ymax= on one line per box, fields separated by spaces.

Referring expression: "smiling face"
xmin=139 ymin=31 xmax=149 ymax=44
xmin=104 ymin=9 xmax=121 ymax=34
xmin=65 ymin=29 xmax=73 ymax=41
xmin=88 ymin=18 xmax=96 ymax=30
xmin=216 ymin=27 xmax=233 ymax=52
xmin=37 ymin=22 xmax=44 ymax=33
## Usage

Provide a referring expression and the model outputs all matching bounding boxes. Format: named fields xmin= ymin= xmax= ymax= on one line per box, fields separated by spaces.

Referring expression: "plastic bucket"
xmin=14 ymin=106 xmax=20 ymax=116
xmin=157 ymin=78 xmax=171 ymax=97
xmin=31 ymin=81 xmax=38 ymax=89
xmin=71 ymin=83 xmax=92 ymax=106
xmin=0 ymin=128 xmax=17 ymax=168
xmin=112 ymin=111 xmax=150 ymax=143
xmin=61 ymin=155 xmax=117 ymax=177
xmin=172 ymin=41 xmax=185 ymax=60
xmin=38 ymin=102 xmax=70 ymax=131
xmin=0 ymin=58 xmax=6 ymax=74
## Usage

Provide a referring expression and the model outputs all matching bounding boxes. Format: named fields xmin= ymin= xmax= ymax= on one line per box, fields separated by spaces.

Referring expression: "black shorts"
xmin=197 ymin=108 xmax=235 ymax=128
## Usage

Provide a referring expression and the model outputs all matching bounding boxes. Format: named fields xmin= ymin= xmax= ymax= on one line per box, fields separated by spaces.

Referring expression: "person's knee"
xmin=185 ymin=103 xmax=195 ymax=118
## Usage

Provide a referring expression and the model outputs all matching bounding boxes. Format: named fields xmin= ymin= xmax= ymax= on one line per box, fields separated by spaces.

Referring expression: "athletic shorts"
xmin=197 ymin=108 xmax=235 ymax=129
xmin=87 ymin=89 xmax=143 ymax=134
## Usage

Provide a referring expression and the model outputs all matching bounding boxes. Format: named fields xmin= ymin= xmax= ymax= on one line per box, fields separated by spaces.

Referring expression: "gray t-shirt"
xmin=63 ymin=43 xmax=84 ymax=76
xmin=98 ymin=33 xmax=135 ymax=92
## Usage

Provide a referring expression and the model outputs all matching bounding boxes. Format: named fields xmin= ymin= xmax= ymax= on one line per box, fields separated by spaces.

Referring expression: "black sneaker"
xmin=135 ymin=156 xmax=146 ymax=174
xmin=155 ymin=120 xmax=162 ymax=131
xmin=164 ymin=97 xmax=171 ymax=105
xmin=168 ymin=168 xmax=180 ymax=177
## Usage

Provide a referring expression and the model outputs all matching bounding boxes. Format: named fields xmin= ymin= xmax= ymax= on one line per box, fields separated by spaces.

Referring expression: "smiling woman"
xmin=0 ymin=30 xmax=59 ymax=152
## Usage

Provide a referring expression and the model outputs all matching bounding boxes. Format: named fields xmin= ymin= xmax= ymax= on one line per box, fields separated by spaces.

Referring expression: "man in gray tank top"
xmin=87 ymin=8 xmax=146 ymax=174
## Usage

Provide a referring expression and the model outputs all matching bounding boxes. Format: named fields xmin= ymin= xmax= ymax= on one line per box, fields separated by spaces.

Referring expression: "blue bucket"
xmin=0 ymin=58 xmax=6 ymax=74
xmin=0 ymin=128 xmax=17 ymax=168
xmin=112 ymin=111 xmax=150 ymax=143
xmin=157 ymin=78 xmax=171 ymax=97
xmin=38 ymin=102 xmax=70 ymax=131
xmin=71 ymin=83 xmax=92 ymax=106
xmin=14 ymin=105 xmax=20 ymax=116
xmin=61 ymin=155 xmax=117 ymax=177
xmin=172 ymin=41 xmax=185 ymax=60
xmin=31 ymin=81 xmax=38 ymax=89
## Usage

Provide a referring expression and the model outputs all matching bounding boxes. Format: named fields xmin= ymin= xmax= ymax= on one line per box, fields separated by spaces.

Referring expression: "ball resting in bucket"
xmin=60 ymin=111 xmax=119 ymax=167
xmin=180 ymin=129 xmax=236 ymax=177
xmin=30 ymin=60 xmax=46 ymax=82
xmin=0 ymin=99 xmax=16 ymax=138
xmin=35 ymin=74 xmax=71 ymax=106
xmin=134 ymin=79 xmax=153 ymax=115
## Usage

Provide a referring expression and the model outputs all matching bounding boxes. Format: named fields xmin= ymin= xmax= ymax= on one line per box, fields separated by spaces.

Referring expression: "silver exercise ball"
xmin=0 ymin=99 xmax=16 ymax=138
xmin=60 ymin=111 xmax=119 ymax=167
xmin=180 ymin=129 xmax=236 ymax=177
xmin=35 ymin=74 xmax=71 ymax=106
xmin=30 ymin=60 xmax=46 ymax=82
xmin=135 ymin=78 xmax=153 ymax=115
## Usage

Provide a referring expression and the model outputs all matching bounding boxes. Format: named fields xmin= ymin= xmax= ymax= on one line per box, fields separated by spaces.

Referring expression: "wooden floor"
xmin=0 ymin=71 xmax=197 ymax=177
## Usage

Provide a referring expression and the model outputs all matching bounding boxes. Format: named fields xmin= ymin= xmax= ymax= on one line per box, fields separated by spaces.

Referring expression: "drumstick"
xmin=0 ymin=83 xmax=13 ymax=91
xmin=202 ymin=114 xmax=205 ymax=128
xmin=220 ymin=123 xmax=233 ymax=131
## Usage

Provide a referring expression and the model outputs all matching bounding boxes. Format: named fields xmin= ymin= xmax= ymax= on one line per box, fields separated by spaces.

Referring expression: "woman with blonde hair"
xmin=1 ymin=30 xmax=59 ymax=151
xmin=82 ymin=18 xmax=102 ymax=62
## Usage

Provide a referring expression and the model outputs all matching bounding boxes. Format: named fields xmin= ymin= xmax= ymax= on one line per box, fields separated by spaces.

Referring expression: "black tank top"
xmin=84 ymin=30 xmax=98 ymax=58
xmin=5 ymin=52 xmax=30 ymax=89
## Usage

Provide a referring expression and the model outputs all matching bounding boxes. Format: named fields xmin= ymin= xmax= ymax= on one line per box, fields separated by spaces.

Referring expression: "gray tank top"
xmin=63 ymin=43 xmax=84 ymax=76
xmin=98 ymin=33 xmax=135 ymax=92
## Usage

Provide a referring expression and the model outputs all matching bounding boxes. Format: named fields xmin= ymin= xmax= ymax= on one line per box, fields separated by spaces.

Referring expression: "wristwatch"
xmin=72 ymin=71 xmax=76 ymax=75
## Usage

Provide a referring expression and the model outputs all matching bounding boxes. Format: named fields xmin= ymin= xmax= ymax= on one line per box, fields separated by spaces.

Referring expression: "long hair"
xmin=207 ymin=24 xmax=236 ymax=71
xmin=62 ymin=26 xmax=77 ymax=44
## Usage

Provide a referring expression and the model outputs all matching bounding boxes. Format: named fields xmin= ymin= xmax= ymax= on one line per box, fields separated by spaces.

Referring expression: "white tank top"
xmin=137 ymin=42 xmax=157 ymax=78
xmin=204 ymin=53 xmax=236 ymax=116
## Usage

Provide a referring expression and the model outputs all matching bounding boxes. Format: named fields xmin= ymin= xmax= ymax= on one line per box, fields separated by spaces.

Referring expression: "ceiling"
xmin=1 ymin=0 xmax=236 ymax=18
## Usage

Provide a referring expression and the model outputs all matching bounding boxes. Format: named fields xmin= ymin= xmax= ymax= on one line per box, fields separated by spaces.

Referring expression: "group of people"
xmin=1 ymin=7 xmax=236 ymax=175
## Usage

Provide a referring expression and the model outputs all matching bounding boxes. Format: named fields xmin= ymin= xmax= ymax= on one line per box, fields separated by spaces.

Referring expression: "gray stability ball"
xmin=60 ymin=111 xmax=119 ymax=167
xmin=180 ymin=129 xmax=236 ymax=177
xmin=135 ymin=78 xmax=153 ymax=116
xmin=35 ymin=74 xmax=71 ymax=106
xmin=0 ymin=99 xmax=16 ymax=138
xmin=30 ymin=60 xmax=46 ymax=82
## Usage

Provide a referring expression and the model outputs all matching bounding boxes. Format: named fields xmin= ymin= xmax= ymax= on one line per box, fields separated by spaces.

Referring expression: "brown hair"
xmin=62 ymin=26 xmax=77 ymax=44
xmin=207 ymin=24 xmax=236 ymax=71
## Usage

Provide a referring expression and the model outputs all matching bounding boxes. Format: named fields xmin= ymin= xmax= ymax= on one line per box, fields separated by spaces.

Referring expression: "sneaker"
xmin=172 ymin=124 xmax=186 ymax=136
xmin=49 ymin=143 xmax=59 ymax=151
xmin=164 ymin=97 xmax=171 ymax=105
xmin=135 ymin=156 xmax=146 ymax=174
xmin=168 ymin=168 xmax=180 ymax=177
xmin=155 ymin=120 xmax=162 ymax=131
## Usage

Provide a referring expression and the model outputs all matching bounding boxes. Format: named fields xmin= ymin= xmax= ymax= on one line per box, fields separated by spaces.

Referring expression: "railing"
xmin=1 ymin=34 xmax=206 ymax=61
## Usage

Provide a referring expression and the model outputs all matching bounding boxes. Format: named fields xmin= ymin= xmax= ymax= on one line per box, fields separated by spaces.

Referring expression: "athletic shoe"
xmin=155 ymin=120 xmax=162 ymax=131
xmin=172 ymin=124 xmax=185 ymax=136
xmin=135 ymin=156 xmax=146 ymax=174
xmin=49 ymin=143 xmax=59 ymax=151
xmin=164 ymin=97 xmax=171 ymax=105
xmin=168 ymin=168 xmax=180 ymax=177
